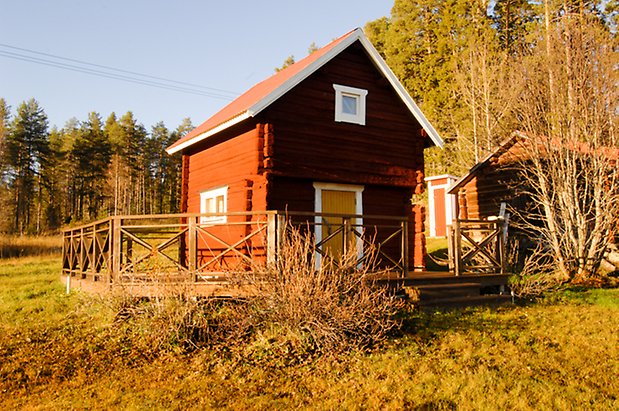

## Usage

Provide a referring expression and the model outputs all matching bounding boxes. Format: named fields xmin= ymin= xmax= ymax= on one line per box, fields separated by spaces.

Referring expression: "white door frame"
xmin=313 ymin=182 xmax=364 ymax=266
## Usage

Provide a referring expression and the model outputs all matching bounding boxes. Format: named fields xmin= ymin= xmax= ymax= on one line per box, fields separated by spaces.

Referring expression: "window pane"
xmin=205 ymin=198 xmax=213 ymax=213
xmin=342 ymin=95 xmax=357 ymax=115
xmin=216 ymin=195 xmax=224 ymax=213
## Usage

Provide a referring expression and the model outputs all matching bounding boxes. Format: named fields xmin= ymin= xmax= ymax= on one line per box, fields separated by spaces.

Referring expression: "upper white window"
xmin=333 ymin=84 xmax=368 ymax=125
xmin=199 ymin=186 xmax=227 ymax=224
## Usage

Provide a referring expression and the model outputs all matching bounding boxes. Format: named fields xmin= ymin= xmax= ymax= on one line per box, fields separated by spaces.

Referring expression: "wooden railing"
xmin=447 ymin=217 xmax=509 ymax=276
xmin=62 ymin=211 xmax=410 ymax=286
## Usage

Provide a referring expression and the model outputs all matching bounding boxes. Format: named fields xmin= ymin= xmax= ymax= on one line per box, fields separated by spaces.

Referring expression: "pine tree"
xmin=4 ymin=99 xmax=49 ymax=234
xmin=145 ymin=122 xmax=169 ymax=214
xmin=492 ymin=0 xmax=535 ymax=53
xmin=42 ymin=127 xmax=66 ymax=229
xmin=163 ymin=118 xmax=192 ymax=213
xmin=71 ymin=112 xmax=111 ymax=220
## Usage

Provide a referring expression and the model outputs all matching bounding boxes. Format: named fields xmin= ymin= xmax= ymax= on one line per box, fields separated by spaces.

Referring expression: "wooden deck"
xmin=61 ymin=211 xmax=512 ymax=307
xmin=64 ymin=268 xmax=511 ymax=309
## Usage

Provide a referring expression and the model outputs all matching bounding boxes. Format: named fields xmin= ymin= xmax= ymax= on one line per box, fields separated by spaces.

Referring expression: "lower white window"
xmin=200 ymin=186 xmax=228 ymax=224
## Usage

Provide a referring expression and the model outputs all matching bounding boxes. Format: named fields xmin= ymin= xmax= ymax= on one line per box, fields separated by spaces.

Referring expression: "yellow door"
xmin=321 ymin=190 xmax=356 ymax=261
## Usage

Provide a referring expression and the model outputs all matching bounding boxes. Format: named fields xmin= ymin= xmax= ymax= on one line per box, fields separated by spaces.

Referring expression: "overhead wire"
xmin=0 ymin=43 xmax=240 ymax=100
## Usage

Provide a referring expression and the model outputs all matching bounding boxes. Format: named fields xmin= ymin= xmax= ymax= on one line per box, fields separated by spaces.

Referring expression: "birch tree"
xmin=514 ymin=3 xmax=619 ymax=281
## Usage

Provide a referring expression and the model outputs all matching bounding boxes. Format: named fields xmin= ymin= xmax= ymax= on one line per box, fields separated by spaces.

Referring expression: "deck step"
xmin=420 ymin=294 xmax=513 ymax=310
xmin=413 ymin=282 xmax=481 ymax=300
xmin=405 ymin=274 xmax=509 ymax=287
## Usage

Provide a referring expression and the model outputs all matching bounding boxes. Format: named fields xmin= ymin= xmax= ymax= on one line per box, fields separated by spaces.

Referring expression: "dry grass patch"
xmin=1 ymin=255 xmax=618 ymax=409
xmin=0 ymin=235 xmax=62 ymax=258
xmin=108 ymin=228 xmax=403 ymax=364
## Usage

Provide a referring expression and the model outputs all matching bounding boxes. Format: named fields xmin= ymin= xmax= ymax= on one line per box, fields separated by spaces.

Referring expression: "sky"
xmin=0 ymin=0 xmax=393 ymax=132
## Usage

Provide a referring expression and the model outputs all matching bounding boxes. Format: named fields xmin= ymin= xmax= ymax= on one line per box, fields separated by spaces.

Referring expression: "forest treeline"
xmin=1 ymin=0 xmax=617 ymax=235
xmin=364 ymin=0 xmax=617 ymax=175
xmin=0 ymin=100 xmax=192 ymax=234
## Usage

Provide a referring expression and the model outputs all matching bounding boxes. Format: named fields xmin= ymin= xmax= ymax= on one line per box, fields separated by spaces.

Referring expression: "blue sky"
xmin=0 ymin=0 xmax=392 ymax=131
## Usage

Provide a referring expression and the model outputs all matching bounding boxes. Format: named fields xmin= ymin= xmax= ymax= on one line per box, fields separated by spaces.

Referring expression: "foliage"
xmin=365 ymin=0 xmax=617 ymax=178
xmin=2 ymin=99 xmax=49 ymax=234
xmin=0 ymin=100 xmax=192 ymax=234
xmin=511 ymin=3 xmax=619 ymax=283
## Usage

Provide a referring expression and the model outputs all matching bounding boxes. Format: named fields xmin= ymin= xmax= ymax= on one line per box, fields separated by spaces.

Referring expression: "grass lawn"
xmin=1 ymin=256 xmax=618 ymax=410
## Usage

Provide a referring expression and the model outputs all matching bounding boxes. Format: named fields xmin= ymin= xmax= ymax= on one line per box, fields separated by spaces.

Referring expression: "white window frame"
xmin=333 ymin=84 xmax=368 ymax=125
xmin=199 ymin=186 xmax=228 ymax=224
xmin=313 ymin=182 xmax=364 ymax=267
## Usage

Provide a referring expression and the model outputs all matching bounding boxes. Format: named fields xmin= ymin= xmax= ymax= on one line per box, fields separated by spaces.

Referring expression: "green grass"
xmin=425 ymin=236 xmax=450 ymax=271
xmin=1 ymin=256 xmax=618 ymax=409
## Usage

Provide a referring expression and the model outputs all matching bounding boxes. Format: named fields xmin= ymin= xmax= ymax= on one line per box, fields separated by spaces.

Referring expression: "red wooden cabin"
xmin=166 ymin=28 xmax=444 ymax=272
xmin=449 ymin=132 xmax=619 ymax=247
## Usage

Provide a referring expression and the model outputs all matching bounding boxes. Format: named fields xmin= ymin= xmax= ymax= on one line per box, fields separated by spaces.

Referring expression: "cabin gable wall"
xmin=257 ymin=44 xmax=427 ymax=190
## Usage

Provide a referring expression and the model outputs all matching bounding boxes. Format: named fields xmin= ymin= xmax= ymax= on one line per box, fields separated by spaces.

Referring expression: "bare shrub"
xmin=511 ymin=9 xmax=618 ymax=284
xmin=245 ymin=226 xmax=403 ymax=355
xmin=508 ymin=244 xmax=564 ymax=298
xmin=109 ymin=227 xmax=403 ymax=362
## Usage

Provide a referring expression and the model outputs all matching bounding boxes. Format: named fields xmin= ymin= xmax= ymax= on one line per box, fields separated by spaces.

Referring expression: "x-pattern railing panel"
xmin=195 ymin=223 xmax=267 ymax=272
xmin=118 ymin=227 xmax=188 ymax=275
xmin=62 ymin=211 xmax=411 ymax=283
xmin=450 ymin=218 xmax=509 ymax=275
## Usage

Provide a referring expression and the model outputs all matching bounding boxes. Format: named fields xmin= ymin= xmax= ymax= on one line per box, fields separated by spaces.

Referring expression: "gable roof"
xmin=447 ymin=130 xmax=619 ymax=195
xmin=166 ymin=28 xmax=444 ymax=154
xmin=447 ymin=132 xmax=525 ymax=195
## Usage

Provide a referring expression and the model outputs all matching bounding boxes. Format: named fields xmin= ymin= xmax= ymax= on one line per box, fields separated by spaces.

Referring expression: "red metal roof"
xmin=166 ymin=28 xmax=444 ymax=154
xmin=167 ymin=29 xmax=358 ymax=153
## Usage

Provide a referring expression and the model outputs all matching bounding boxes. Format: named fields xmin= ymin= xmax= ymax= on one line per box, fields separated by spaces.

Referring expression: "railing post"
xmin=106 ymin=219 xmax=113 ymax=285
xmin=79 ymin=227 xmax=85 ymax=279
xmin=498 ymin=220 xmax=506 ymax=274
xmin=62 ymin=230 xmax=68 ymax=273
xmin=454 ymin=219 xmax=462 ymax=276
xmin=402 ymin=219 xmax=409 ymax=278
xmin=267 ymin=212 xmax=277 ymax=264
xmin=447 ymin=223 xmax=454 ymax=272
xmin=112 ymin=217 xmax=122 ymax=279
xmin=342 ymin=217 xmax=350 ymax=258
xmin=91 ymin=224 xmax=96 ymax=279
xmin=188 ymin=216 xmax=197 ymax=275
xmin=277 ymin=213 xmax=286 ymax=254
